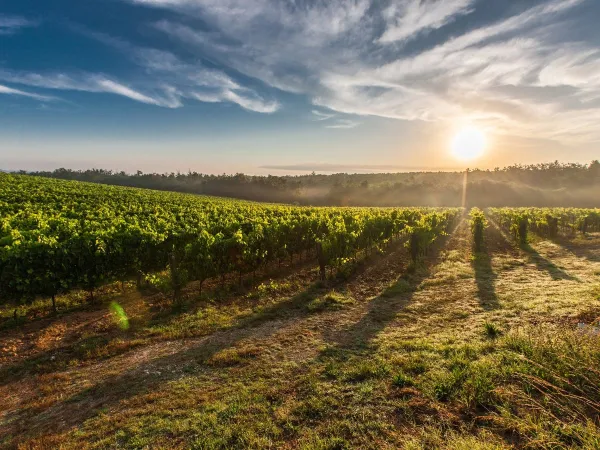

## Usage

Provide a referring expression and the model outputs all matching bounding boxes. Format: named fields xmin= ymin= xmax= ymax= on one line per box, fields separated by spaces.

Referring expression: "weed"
xmin=206 ymin=345 xmax=261 ymax=367
xmin=307 ymin=291 xmax=355 ymax=312
xmin=343 ymin=359 xmax=390 ymax=382
xmin=483 ymin=322 xmax=502 ymax=339
xmin=381 ymin=278 xmax=412 ymax=297
xmin=392 ymin=371 xmax=414 ymax=388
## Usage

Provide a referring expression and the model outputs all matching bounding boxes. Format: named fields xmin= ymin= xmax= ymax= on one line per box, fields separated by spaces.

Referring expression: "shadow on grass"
xmin=324 ymin=221 xmax=462 ymax=350
xmin=2 ymin=240 xmax=413 ymax=442
xmin=486 ymin=217 xmax=579 ymax=283
xmin=472 ymin=251 xmax=499 ymax=310
xmin=523 ymin=244 xmax=580 ymax=282
xmin=0 ymin=284 xmax=328 ymax=440
xmin=551 ymin=236 xmax=600 ymax=263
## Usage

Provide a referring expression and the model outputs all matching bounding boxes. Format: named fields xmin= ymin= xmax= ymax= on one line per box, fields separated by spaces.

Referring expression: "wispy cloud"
xmin=312 ymin=109 xmax=359 ymax=129
xmin=131 ymin=0 xmax=600 ymax=143
xmin=96 ymin=79 xmax=181 ymax=107
xmin=221 ymin=89 xmax=278 ymax=113
xmin=66 ymin=25 xmax=279 ymax=113
xmin=325 ymin=119 xmax=360 ymax=129
xmin=3 ymin=0 xmax=600 ymax=146
xmin=312 ymin=110 xmax=336 ymax=121
xmin=0 ymin=84 xmax=54 ymax=101
xmin=0 ymin=64 xmax=278 ymax=112
xmin=0 ymin=15 xmax=38 ymax=35
xmin=0 ymin=71 xmax=180 ymax=107
xmin=379 ymin=0 xmax=475 ymax=43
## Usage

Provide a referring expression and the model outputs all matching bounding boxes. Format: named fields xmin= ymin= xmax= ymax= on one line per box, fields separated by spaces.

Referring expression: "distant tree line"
xmin=22 ymin=160 xmax=600 ymax=207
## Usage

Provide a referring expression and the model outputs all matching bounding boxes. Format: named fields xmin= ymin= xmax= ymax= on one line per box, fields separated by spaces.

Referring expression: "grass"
xmin=483 ymin=322 xmax=502 ymax=338
xmin=392 ymin=371 xmax=415 ymax=388
xmin=2 ymin=220 xmax=600 ymax=448
xmin=307 ymin=291 xmax=355 ymax=312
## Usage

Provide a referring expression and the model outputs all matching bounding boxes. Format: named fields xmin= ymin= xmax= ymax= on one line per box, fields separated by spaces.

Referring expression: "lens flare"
xmin=110 ymin=301 xmax=130 ymax=330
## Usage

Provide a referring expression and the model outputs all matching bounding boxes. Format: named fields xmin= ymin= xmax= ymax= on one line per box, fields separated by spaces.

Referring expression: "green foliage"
xmin=0 ymin=174 xmax=462 ymax=312
xmin=392 ymin=371 xmax=414 ymax=388
xmin=306 ymin=291 xmax=355 ymax=312
xmin=489 ymin=207 xmax=600 ymax=243
xmin=469 ymin=208 xmax=487 ymax=252
xmin=406 ymin=210 xmax=459 ymax=263
xmin=483 ymin=322 xmax=502 ymax=339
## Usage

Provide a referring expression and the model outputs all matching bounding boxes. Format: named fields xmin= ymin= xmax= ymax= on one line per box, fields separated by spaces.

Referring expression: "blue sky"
xmin=1 ymin=0 xmax=600 ymax=174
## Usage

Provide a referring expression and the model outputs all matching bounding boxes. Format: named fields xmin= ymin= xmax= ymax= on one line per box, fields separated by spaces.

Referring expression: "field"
xmin=1 ymin=174 xmax=600 ymax=449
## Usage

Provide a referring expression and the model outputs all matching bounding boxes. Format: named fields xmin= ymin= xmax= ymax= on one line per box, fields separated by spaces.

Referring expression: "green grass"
xmin=483 ymin=322 xmax=502 ymax=338
xmin=307 ymin=291 xmax=355 ymax=312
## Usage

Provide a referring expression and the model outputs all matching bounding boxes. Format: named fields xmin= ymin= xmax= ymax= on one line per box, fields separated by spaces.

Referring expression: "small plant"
xmin=307 ymin=291 xmax=355 ymax=312
xmin=256 ymin=280 xmax=291 ymax=297
xmin=392 ymin=371 xmax=414 ymax=388
xmin=381 ymin=278 xmax=412 ymax=297
xmin=546 ymin=214 xmax=559 ymax=238
xmin=344 ymin=359 xmax=390 ymax=382
xmin=145 ymin=273 xmax=171 ymax=294
xmin=483 ymin=321 xmax=502 ymax=338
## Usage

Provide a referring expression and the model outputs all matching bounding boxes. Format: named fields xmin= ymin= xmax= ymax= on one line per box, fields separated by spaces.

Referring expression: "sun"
xmin=451 ymin=126 xmax=486 ymax=161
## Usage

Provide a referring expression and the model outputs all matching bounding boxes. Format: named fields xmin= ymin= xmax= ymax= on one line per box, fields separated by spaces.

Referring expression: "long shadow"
xmin=0 ymin=253 xmax=319 ymax=338
xmin=0 ymin=280 xmax=324 ymax=385
xmin=1 ymin=286 xmax=324 ymax=440
xmin=323 ymin=221 xmax=463 ymax=350
xmin=486 ymin=217 xmax=580 ymax=282
xmin=470 ymin=220 xmax=514 ymax=310
xmin=2 ymin=240 xmax=412 ymax=441
xmin=552 ymin=235 xmax=600 ymax=263
xmin=0 ymin=256 xmax=327 ymax=385
xmin=472 ymin=251 xmax=499 ymax=310
xmin=523 ymin=244 xmax=580 ymax=281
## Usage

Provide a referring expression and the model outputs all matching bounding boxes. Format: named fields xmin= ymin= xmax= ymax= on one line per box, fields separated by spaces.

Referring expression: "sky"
xmin=1 ymin=0 xmax=600 ymax=174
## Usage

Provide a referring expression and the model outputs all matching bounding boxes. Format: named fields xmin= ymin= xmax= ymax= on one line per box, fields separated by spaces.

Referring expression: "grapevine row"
xmin=488 ymin=207 xmax=600 ymax=244
xmin=0 ymin=174 xmax=460 ymax=311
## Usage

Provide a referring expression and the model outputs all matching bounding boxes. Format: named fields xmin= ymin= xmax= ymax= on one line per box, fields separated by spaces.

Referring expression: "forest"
xmin=23 ymin=160 xmax=600 ymax=207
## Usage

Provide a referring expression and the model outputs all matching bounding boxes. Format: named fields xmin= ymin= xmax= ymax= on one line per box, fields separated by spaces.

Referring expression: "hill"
xmin=23 ymin=160 xmax=600 ymax=207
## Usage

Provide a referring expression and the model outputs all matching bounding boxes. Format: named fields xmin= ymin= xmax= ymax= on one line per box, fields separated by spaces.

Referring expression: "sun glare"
xmin=451 ymin=126 xmax=486 ymax=161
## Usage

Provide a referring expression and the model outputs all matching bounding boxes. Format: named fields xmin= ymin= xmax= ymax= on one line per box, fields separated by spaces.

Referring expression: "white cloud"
xmin=326 ymin=119 xmax=360 ymax=129
xmin=379 ymin=0 xmax=475 ymax=43
xmin=189 ymin=88 xmax=279 ymax=113
xmin=221 ymin=89 xmax=279 ymax=113
xmin=0 ymin=62 xmax=278 ymax=112
xmin=134 ymin=0 xmax=600 ymax=142
xmin=95 ymin=79 xmax=182 ymax=107
xmin=0 ymin=71 xmax=181 ymax=107
xmin=66 ymin=25 xmax=278 ymax=113
xmin=4 ymin=0 xmax=600 ymax=143
xmin=0 ymin=84 xmax=54 ymax=101
xmin=0 ymin=15 xmax=38 ymax=35
xmin=311 ymin=110 xmax=336 ymax=121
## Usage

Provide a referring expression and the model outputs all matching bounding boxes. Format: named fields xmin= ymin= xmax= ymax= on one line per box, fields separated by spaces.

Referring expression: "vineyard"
xmin=1 ymin=174 xmax=600 ymax=449
xmin=488 ymin=207 xmax=600 ymax=245
xmin=0 ymin=174 xmax=460 ymax=315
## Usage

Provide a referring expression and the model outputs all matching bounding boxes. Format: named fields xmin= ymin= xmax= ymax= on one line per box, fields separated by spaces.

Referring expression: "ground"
xmin=1 ymin=218 xmax=600 ymax=449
